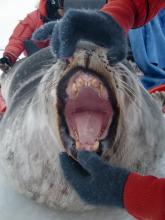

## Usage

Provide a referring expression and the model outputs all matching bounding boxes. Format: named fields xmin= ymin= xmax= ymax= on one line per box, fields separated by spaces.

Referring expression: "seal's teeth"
xmin=93 ymin=141 xmax=100 ymax=151
xmin=72 ymin=83 xmax=77 ymax=91
xmin=76 ymin=141 xmax=81 ymax=150
xmin=77 ymin=77 xmax=85 ymax=87
xmin=73 ymin=129 xmax=79 ymax=141
xmin=72 ymin=83 xmax=78 ymax=94
xmin=71 ymin=77 xmax=105 ymax=98
xmin=99 ymin=84 xmax=103 ymax=97
xmin=91 ymin=79 xmax=98 ymax=88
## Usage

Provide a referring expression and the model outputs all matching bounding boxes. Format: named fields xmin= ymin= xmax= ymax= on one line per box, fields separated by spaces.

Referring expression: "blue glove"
xmin=33 ymin=9 xmax=127 ymax=64
xmin=32 ymin=21 xmax=57 ymax=41
xmin=60 ymin=151 xmax=130 ymax=207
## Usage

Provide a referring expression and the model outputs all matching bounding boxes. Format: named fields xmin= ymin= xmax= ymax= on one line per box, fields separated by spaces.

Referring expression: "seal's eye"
xmin=57 ymin=67 xmax=118 ymax=158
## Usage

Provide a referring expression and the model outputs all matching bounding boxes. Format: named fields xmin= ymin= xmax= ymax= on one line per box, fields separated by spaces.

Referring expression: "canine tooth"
xmin=93 ymin=141 xmax=99 ymax=150
xmin=76 ymin=141 xmax=81 ymax=150
xmin=73 ymin=130 xmax=79 ymax=141
xmin=99 ymin=84 xmax=103 ymax=97
xmin=91 ymin=79 xmax=98 ymax=87
xmin=72 ymin=83 xmax=77 ymax=93
xmin=77 ymin=78 xmax=84 ymax=86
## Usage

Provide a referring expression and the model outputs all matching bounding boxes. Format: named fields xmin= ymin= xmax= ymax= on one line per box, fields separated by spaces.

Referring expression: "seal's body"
xmin=0 ymin=45 xmax=165 ymax=219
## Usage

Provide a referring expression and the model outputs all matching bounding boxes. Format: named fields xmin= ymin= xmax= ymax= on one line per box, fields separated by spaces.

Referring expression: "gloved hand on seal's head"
xmin=32 ymin=9 xmax=127 ymax=65
xmin=0 ymin=56 xmax=12 ymax=73
xmin=60 ymin=151 xmax=130 ymax=207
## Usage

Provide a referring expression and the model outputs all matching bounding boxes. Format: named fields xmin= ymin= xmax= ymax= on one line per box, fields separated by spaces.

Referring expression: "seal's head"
xmin=51 ymin=42 xmax=165 ymax=168
xmin=57 ymin=55 xmax=118 ymax=159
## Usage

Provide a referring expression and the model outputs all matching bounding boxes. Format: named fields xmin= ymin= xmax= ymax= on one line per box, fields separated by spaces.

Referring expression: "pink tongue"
xmin=73 ymin=111 xmax=104 ymax=145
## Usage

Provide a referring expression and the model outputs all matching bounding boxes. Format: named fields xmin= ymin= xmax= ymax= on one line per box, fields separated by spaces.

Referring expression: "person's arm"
xmin=33 ymin=0 xmax=165 ymax=62
xmin=101 ymin=0 xmax=165 ymax=32
xmin=60 ymin=151 xmax=165 ymax=220
xmin=3 ymin=10 xmax=42 ymax=64
xmin=124 ymin=173 xmax=165 ymax=220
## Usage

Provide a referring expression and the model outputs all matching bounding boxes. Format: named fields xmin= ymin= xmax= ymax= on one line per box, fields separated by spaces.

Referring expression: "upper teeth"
xmin=72 ymin=76 xmax=104 ymax=97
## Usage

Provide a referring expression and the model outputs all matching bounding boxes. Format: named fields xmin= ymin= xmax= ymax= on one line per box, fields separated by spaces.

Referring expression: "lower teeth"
xmin=75 ymin=140 xmax=100 ymax=151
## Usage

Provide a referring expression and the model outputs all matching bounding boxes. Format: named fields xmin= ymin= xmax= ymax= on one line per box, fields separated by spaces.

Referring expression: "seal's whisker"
xmin=117 ymin=75 xmax=144 ymax=105
xmin=118 ymin=80 xmax=144 ymax=111
xmin=117 ymin=77 xmax=137 ymax=99
xmin=120 ymin=80 xmax=136 ymax=96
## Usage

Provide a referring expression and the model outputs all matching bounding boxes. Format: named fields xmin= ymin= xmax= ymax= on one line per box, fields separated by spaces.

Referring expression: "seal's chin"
xmin=64 ymin=71 xmax=113 ymax=152
xmin=57 ymin=67 xmax=118 ymax=158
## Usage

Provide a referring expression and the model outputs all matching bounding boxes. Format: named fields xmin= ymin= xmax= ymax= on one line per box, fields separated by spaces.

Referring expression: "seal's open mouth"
xmin=65 ymin=71 xmax=113 ymax=151
xmin=57 ymin=67 xmax=118 ymax=157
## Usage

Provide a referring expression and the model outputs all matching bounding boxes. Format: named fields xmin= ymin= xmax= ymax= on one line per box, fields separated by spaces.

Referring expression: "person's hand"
xmin=32 ymin=21 xmax=57 ymax=42
xmin=33 ymin=9 xmax=127 ymax=65
xmin=0 ymin=56 xmax=12 ymax=73
xmin=60 ymin=151 xmax=130 ymax=207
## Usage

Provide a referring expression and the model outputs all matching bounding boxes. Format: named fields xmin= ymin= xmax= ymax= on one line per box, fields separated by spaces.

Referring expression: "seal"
xmin=0 ymin=44 xmax=165 ymax=219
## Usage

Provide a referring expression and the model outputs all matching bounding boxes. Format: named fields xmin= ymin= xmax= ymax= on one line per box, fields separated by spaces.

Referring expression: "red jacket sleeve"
xmin=101 ymin=0 xmax=165 ymax=32
xmin=4 ymin=10 xmax=43 ymax=64
xmin=124 ymin=173 xmax=165 ymax=220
